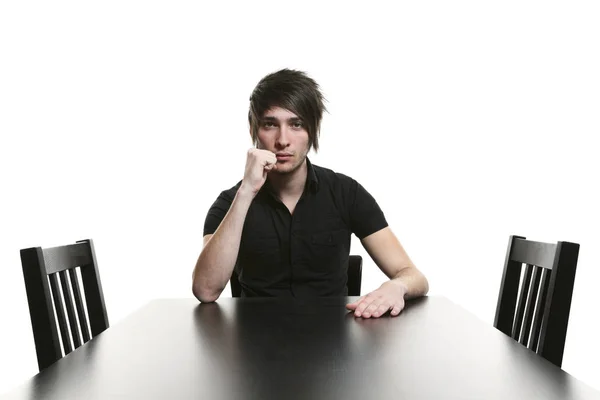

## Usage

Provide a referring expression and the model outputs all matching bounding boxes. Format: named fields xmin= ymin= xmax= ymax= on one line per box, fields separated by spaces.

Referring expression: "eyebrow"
xmin=261 ymin=116 xmax=303 ymax=123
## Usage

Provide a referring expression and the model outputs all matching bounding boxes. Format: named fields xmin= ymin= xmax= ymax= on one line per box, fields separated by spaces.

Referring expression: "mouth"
xmin=276 ymin=153 xmax=293 ymax=161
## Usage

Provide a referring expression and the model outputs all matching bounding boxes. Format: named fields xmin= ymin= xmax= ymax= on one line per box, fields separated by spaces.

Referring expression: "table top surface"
xmin=4 ymin=296 xmax=599 ymax=400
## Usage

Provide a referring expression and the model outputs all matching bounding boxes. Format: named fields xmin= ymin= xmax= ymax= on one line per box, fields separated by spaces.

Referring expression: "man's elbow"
xmin=421 ymin=274 xmax=430 ymax=296
xmin=192 ymin=282 xmax=221 ymax=303
xmin=412 ymin=266 xmax=429 ymax=296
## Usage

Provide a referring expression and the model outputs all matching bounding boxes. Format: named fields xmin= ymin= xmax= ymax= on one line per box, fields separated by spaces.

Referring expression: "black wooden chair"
xmin=230 ymin=255 xmax=363 ymax=297
xmin=20 ymin=239 xmax=109 ymax=371
xmin=494 ymin=235 xmax=580 ymax=367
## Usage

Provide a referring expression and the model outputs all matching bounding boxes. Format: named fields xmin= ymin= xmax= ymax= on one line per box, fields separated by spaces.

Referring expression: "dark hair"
xmin=248 ymin=69 xmax=327 ymax=152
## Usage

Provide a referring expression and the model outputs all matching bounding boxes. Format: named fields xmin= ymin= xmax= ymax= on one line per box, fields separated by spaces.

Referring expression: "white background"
xmin=1 ymin=0 xmax=599 ymax=395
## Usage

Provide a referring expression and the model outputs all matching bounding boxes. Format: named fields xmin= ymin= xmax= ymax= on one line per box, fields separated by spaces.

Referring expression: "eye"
xmin=292 ymin=121 xmax=304 ymax=129
xmin=263 ymin=121 xmax=276 ymax=128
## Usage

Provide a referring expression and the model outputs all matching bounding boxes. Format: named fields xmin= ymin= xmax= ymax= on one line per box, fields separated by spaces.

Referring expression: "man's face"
xmin=256 ymin=106 xmax=310 ymax=174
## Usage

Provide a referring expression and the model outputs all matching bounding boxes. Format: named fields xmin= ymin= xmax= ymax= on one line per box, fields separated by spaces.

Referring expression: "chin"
xmin=272 ymin=166 xmax=294 ymax=175
xmin=273 ymin=154 xmax=308 ymax=174
xmin=274 ymin=161 xmax=301 ymax=175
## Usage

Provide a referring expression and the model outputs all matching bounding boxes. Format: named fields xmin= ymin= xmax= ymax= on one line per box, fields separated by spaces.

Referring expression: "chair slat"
xmin=510 ymin=239 xmax=557 ymax=269
xmin=529 ymin=268 xmax=551 ymax=351
xmin=519 ymin=265 xmax=542 ymax=346
xmin=48 ymin=274 xmax=72 ymax=355
xmin=512 ymin=264 xmax=533 ymax=339
xmin=59 ymin=270 xmax=82 ymax=348
xmin=43 ymin=243 xmax=93 ymax=274
xmin=69 ymin=268 xmax=91 ymax=342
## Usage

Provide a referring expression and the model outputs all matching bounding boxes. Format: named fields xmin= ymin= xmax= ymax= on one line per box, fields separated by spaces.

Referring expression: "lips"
xmin=276 ymin=153 xmax=293 ymax=160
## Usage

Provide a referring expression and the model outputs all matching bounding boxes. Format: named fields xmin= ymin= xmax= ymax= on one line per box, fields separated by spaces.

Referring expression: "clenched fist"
xmin=239 ymin=148 xmax=277 ymax=197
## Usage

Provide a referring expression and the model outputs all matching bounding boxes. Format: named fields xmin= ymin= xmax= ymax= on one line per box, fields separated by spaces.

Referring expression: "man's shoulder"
xmin=312 ymin=163 xmax=356 ymax=187
xmin=215 ymin=180 xmax=242 ymax=203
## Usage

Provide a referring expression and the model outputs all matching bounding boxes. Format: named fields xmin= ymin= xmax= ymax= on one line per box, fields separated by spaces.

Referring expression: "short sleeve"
xmin=203 ymin=190 xmax=236 ymax=236
xmin=349 ymin=180 xmax=388 ymax=239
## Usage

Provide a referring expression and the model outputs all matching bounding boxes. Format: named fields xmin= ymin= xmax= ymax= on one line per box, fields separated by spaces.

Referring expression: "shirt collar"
xmin=261 ymin=156 xmax=320 ymax=200
xmin=305 ymin=157 xmax=319 ymax=193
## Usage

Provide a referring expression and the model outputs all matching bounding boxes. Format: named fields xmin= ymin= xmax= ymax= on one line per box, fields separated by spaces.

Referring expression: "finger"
xmin=363 ymin=301 xmax=383 ymax=318
xmin=263 ymin=156 xmax=275 ymax=166
xmin=258 ymin=149 xmax=276 ymax=157
xmin=354 ymin=295 xmax=376 ymax=317
xmin=266 ymin=160 xmax=277 ymax=171
xmin=265 ymin=152 xmax=277 ymax=163
xmin=346 ymin=296 xmax=365 ymax=310
xmin=390 ymin=303 xmax=404 ymax=317
xmin=372 ymin=302 xmax=392 ymax=318
xmin=352 ymin=300 xmax=367 ymax=317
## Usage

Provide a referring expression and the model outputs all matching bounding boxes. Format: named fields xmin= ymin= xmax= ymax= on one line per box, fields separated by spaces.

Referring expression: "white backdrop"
xmin=1 ymin=0 xmax=599 ymax=395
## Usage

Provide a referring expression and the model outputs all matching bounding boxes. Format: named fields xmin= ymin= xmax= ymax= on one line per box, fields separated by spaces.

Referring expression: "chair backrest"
xmin=494 ymin=235 xmax=579 ymax=367
xmin=230 ymin=255 xmax=363 ymax=297
xmin=20 ymin=239 xmax=109 ymax=371
xmin=347 ymin=255 xmax=363 ymax=296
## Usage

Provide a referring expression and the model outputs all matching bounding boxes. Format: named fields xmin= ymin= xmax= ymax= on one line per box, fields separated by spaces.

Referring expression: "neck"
xmin=267 ymin=159 xmax=308 ymax=199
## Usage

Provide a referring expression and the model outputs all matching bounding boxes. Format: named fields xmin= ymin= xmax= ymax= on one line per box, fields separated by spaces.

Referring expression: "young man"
xmin=193 ymin=69 xmax=428 ymax=318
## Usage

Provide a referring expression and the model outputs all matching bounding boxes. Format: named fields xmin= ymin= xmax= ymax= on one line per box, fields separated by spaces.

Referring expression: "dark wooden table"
xmin=3 ymin=296 xmax=599 ymax=399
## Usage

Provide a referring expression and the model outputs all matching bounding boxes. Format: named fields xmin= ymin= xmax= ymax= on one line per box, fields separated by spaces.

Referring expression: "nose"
xmin=275 ymin=125 xmax=291 ymax=148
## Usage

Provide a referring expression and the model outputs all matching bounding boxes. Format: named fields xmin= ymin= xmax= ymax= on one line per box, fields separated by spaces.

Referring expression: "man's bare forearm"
xmin=192 ymin=188 xmax=254 ymax=302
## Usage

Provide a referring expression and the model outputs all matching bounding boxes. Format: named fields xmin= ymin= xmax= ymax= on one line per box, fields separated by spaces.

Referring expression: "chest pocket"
xmin=312 ymin=231 xmax=338 ymax=246
xmin=308 ymin=229 xmax=349 ymax=271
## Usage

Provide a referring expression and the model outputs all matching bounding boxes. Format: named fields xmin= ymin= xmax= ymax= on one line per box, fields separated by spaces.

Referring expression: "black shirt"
xmin=203 ymin=158 xmax=388 ymax=298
